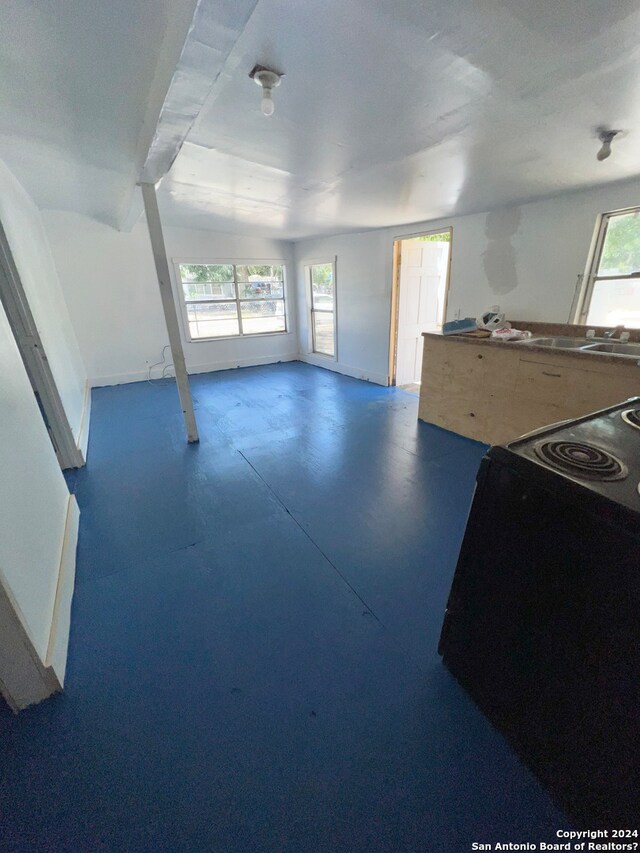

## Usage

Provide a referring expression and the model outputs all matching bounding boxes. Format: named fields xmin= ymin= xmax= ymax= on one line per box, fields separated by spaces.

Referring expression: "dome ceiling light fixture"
xmin=596 ymin=126 xmax=621 ymax=161
xmin=249 ymin=64 xmax=284 ymax=117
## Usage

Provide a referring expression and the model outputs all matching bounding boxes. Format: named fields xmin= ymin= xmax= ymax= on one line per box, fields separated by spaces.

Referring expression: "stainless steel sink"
xmin=515 ymin=336 xmax=590 ymax=349
xmin=582 ymin=342 xmax=640 ymax=358
xmin=513 ymin=335 xmax=640 ymax=360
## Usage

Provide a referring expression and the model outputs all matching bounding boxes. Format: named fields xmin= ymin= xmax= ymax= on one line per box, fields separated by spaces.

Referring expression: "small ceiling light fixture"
xmin=596 ymin=126 xmax=620 ymax=161
xmin=249 ymin=64 xmax=284 ymax=116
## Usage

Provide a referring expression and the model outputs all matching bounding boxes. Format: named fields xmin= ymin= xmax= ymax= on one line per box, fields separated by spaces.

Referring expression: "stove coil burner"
xmin=534 ymin=440 xmax=627 ymax=481
xmin=621 ymin=409 xmax=640 ymax=431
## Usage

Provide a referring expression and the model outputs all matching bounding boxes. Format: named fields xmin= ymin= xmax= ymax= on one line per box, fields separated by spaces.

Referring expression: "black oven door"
xmin=439 ymin=455 xmax=640 ymax=826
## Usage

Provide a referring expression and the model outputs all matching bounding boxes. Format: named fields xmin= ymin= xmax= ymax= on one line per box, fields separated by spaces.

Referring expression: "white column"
xmin=141 ymin=182 xmax=198 ymax=443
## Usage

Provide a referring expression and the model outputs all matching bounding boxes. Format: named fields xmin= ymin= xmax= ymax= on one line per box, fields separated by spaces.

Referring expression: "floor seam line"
xmin=235 ymin=449 xmax=429 ymax=675
xmin=235 ymin=448 xmax=391 ymax=631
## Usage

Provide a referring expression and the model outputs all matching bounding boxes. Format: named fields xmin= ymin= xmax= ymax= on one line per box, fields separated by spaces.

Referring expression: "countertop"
xmin=423 ymin=321 xmax=640 ymax=369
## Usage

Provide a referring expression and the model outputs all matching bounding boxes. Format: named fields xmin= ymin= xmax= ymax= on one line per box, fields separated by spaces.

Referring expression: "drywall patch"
xmin=482 ymin=206 xmax=522 ymax=295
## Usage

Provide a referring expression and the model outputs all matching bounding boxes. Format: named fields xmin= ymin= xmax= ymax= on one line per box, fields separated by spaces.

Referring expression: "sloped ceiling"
xmin=0 ymin=0 xmax=199 ymax=227
xmin=155 ymin=0 xmax=640 ymax=238
xmin=1 ymin=0 xmax=639 ymax=238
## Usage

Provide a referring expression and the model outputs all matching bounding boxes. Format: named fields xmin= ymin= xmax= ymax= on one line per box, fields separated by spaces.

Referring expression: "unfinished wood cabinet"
xmin=419 ymin=334 xmax=640 ymax=445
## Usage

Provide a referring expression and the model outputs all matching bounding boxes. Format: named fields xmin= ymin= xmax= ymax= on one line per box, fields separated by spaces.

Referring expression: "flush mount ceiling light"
xmin=596 ymin=127 xmax=621 ymax=161
xmin=249 ymin=64 xmax=283 ymax=116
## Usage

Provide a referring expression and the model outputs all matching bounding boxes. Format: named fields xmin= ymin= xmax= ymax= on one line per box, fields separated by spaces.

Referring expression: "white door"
xmin=395 ymin=240 xmax=448 ymax=386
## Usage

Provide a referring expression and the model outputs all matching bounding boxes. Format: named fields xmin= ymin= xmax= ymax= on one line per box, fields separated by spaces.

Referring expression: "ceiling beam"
xmin=139 ymin=0 xmax=260 ymax=189
xmin=116 ymin=0 xmax=201 ymax=230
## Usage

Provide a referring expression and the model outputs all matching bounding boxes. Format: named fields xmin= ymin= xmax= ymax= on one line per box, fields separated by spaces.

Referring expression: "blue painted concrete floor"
xmin=0 ymin=363 xmax=569 ymax=851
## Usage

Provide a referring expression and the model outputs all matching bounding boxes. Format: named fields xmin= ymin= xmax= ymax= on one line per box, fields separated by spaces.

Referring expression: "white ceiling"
xmin=156 ymin=0 xmax=640 ymax=239
xmin=1 ymin=0 xmax=639 ymax=238
xmin=0 ymin=0 xmax=198 ymax=227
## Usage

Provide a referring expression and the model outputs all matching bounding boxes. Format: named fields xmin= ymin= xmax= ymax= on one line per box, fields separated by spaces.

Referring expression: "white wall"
xmin=0 ymin=298 xmax=71 ymax=663
xmin=293 ymin=235 xmax=391 ymax=385
xmin=0 ymin=159 xmax=87 ymax=440
xmin=293 ymin=178 xmax=640 ymax=385
xmin=43 ymin=211 xmax=299 ymax=386
xmin=43 ymin=177 xmax=640 ymax=389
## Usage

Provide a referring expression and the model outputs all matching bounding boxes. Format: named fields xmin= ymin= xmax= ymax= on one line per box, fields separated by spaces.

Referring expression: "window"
xmin=578 ymin=208 xmax=640 ymax=328
xmin=308 ymin=261 xmax=336 ymax=357
xmin=175 ymin=262 xmax=287 ymax=340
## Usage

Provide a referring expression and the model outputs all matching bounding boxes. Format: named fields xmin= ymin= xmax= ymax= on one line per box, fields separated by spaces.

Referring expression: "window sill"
xmin=187 ymin=330 xmax=291 ymax=344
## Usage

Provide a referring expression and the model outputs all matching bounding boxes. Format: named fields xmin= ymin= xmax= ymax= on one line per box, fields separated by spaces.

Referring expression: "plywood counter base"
xmin=419 ymin=331 xmax=640 ymax=446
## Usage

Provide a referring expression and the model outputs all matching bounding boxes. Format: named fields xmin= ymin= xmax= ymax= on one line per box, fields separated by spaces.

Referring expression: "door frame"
xmin=0 ymin=219 xmax=84 ymax=470
xmin=388 ymin=228 xmax=453 ymax=386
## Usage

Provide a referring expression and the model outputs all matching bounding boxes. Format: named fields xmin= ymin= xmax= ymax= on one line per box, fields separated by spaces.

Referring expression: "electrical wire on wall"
xmin=147 ymin=345 xmax=175 ymax=385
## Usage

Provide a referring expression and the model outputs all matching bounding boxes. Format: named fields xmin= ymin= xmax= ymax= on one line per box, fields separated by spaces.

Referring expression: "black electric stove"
xmin=438 ymin=399 xmax=640 ymax=826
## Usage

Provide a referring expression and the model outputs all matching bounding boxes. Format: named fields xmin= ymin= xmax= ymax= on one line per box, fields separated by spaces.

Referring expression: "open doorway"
xmin=389 ymin=229 xmax=452 ymax=392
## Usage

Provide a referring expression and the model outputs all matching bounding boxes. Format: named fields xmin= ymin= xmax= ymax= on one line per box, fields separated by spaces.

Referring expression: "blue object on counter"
xmin=442 ymin=318 xmax=478 ymax=335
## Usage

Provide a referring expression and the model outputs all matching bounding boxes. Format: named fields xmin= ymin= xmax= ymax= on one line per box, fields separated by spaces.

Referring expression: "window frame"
xmin=574 ymin=207 xmax=640 ymax=326
xmin=306 ymin=258 xmax=337 ymax=360
xmin=173 ymin=258 xmax=289 ymax=343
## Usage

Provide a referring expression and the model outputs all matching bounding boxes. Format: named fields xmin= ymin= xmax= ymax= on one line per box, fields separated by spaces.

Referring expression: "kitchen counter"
xmin=418 ymin=321 xmax=640 ymax=445
xmin=424 ymin=320 xmax=640 ymax=367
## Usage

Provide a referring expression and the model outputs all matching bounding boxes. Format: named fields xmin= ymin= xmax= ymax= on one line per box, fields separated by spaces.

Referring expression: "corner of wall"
xmin=45 ymin=494 xmax=80 ymax=687
xmin=76 ymin=380 xmax=92 ymax=461
xmin=0 ymin=488 xmax=79 ymax=711
xmin=299 ymin=352 xmax=388 ymax=386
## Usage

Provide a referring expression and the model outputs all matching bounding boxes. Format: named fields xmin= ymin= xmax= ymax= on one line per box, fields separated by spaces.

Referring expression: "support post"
xmin=141 ymin=182 xmax=198 ymax=443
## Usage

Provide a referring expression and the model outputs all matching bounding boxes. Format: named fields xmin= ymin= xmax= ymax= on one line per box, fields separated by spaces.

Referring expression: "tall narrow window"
xmin=579 ymin=209 xmax=640 ymax=328
xmin=309 ymin=261 xmax=336 ymax=357
xmin=175 ymin=262 xmax=287 ymax=341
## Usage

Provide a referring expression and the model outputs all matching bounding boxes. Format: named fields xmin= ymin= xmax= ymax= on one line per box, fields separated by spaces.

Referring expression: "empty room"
xmin=1 ymin=0 xmax=639 ymax=849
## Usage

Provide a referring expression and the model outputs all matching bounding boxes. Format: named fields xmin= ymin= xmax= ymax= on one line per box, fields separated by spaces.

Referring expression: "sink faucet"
xmin=604 ymin=325 xmax=626 ymax=339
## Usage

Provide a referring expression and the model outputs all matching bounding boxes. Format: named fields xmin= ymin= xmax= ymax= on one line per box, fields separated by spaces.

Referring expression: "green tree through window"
xmin=599 ymin=212 xmax=640 ymax=275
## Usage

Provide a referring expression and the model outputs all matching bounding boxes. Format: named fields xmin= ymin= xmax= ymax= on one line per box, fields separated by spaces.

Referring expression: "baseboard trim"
xmin=90 ymin=353 xmax=299 ymax=387
xmin=298 ymin=354 xmax=388 ymax=386
xmin=90 ymin=354 xmax=386 ymax=388
xmin=45 ymin=494 xmax=79 ymax=686
xmin=187 ymin=352 xmax=298 ymax=376
xmin=90 ymin=369 xmax=149 ymax=387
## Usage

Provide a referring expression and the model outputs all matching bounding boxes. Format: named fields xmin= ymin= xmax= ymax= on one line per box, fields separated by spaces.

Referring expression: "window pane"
xmin=598 ymin=212 xmax=640 ymax=277
xmin=187 ymin=302 xmax=239 ymax=339
xmin=237 ymin=279 xmax=284 ymax=299
xmin=240 ymin=300 xmax=286 ymax=334
xmin=179 ymin=264 xmax=235 ymax=300
xmin=235 ymin=264 xmax=283 ymax=281
xmin=313 ymin=312 xmax=335 ymax=356
xmin=311 ymin=263 xmax=334 ymax=310
xmin=179 ymin=264 xmax=234 ymax=283
xmin=183 ymin=281 xmax=235 ymax=300
xmin=586 ymin=279 xmax=640 ymax=329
